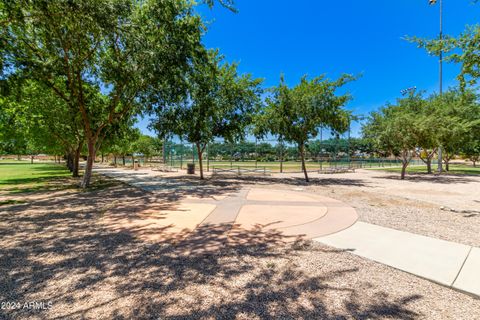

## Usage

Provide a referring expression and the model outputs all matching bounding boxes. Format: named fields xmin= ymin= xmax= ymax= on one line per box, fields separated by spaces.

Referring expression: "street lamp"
xmin=429 ymin=0 xmax=444 ymax=173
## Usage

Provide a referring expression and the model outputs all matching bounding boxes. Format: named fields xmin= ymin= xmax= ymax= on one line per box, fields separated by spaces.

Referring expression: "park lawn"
xmin=370 ymin=164 xmax=480 ymax=175
xmin=0 ymin=161 xmax=74 ymax=194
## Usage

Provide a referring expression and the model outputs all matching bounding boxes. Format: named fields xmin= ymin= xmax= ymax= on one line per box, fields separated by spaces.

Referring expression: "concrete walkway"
xmin=314 ymin=222 xmax=480 ymax=298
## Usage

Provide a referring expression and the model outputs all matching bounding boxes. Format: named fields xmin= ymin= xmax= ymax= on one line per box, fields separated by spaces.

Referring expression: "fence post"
xmin=230 ymin=143 xmax=233 ymax=169
xmin=279 ymin=138 xmax=284 ymax=173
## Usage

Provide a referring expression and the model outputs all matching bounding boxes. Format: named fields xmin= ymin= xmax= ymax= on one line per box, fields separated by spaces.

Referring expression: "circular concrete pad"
xmin=103 ymin=203 xmax=216 ymax=242
xmin=230 ymin=188 xmax=358 ymax=240
xmin=236 ymin=205 xmax=328 ymax=230
xmin=102 ymin=186 xmax=357 ymax=244
xmin=246 ymin=188 xmax=318 ymax=202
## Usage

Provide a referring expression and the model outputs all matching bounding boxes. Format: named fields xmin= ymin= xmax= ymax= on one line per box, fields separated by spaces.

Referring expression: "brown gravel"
xmin=322 ymin=187 xmax=480 ymax=247
xmin=1 ymin=178 xmax=479 ymax=319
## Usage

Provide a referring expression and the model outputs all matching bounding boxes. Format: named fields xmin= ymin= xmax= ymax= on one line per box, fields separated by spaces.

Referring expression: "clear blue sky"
xmin=136 ymin=0 xmax=480 ymax=137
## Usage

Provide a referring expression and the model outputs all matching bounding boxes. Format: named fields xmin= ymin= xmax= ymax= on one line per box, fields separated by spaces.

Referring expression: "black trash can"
xmin=187 ymin=163 xmax=195 ymax=174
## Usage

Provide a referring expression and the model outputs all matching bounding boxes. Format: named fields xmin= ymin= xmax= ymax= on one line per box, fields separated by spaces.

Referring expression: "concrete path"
xmin=314 ymin=222 xmax=480 ymax=298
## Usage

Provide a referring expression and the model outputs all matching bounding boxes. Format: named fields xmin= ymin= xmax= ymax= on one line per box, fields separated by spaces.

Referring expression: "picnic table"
xmin=151 ymin=164 xmax=178 ymax=172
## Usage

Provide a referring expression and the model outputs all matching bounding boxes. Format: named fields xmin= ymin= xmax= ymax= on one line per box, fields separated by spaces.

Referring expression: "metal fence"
xmin=147 ymin=137 xmax=433 ymax=173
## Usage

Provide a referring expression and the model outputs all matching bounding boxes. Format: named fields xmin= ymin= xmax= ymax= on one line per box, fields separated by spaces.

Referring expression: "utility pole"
xmin=430 ymin=0 xmax=444 ymax=172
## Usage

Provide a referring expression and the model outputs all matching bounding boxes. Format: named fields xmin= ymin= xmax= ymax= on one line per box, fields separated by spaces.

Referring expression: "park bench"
xmin=151 ymin=164 xmax=178 ymax=172
xmin=212 ymin=166 xmax=271 ymax=176
xmin=318 ymin=166 xmax=356 ymax=174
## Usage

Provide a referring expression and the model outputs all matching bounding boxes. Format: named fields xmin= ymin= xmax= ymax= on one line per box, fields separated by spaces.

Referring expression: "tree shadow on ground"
xmin=374 ymin=173 xmax=477 ymax=184
xmin=207 ymin=172 xmax=370 ymax=187
xmin=144 ymin=174 xmax=370 ymax=202
xmin=0 ymin=184 xmax=426 ymax=319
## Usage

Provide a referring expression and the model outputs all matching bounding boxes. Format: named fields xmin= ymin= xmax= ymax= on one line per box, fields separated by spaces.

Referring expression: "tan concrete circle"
xmin=232 ymin=188 xmax=358 ymax=240
xmin=246 ymin=188 xmax=318 ymax=202
xmin=102 ymin=185 xmax=357 ymax=243
xmin=236 ymin=205 xmax=328 ymax=230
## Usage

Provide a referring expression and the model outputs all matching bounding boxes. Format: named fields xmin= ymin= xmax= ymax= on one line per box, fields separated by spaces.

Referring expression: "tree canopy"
xmin=1 ymin=0 xmax=205 ymax=187
xmin=255 ymin=74 xmax=354 ymax=182
xmin=363 ymin=89 xmax=480 ymax=178
xmin=152 ymin=51 xmax=263 ymax=179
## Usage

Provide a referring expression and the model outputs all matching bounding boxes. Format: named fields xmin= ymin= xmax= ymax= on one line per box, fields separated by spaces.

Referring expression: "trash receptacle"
xmin=187 ymin=163 xmax=195 ymax=174
xmin=134 ymin=160 xmax=139 ymax=171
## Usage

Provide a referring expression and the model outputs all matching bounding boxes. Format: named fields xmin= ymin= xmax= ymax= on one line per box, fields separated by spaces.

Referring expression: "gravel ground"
xmin=320 ymin=187 xmax=480 ymax=247
xmin=1 ymin=179 xmax=479 ymax=319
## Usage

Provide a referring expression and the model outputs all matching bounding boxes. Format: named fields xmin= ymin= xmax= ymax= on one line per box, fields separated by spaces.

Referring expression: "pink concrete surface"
xmin=102 ymin=203 xmax=216 ymax=242
xmin=235 ymin=188 xmax=358 ymax=240
xmin=246 ymin=188 xmax=318 ymax=202
xmin=236 ymin=205 xmax=328 ymax=230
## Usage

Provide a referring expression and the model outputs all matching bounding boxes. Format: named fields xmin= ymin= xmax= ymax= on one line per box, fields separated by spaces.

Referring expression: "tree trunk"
xmin=31 ymin=155 xmax=34 ymax=164
xmin=131 ymin=155 xmax=134 ymax=168
xmin=80 ymin=139 xmax=96 ymax=188
xmin=114 ymin=155 xmax=117 ymax=166
xmin=66 ymin=152 xmax=74 ymax=172
xmin=196 ymin=143 xmax=204 ymax=180
xmin=101 ymin=153 xmax=104 ymax=163
xmin=299 ymin=143 xmax=309 ymax=182
xmin=443 ymin=153 xmax=451 ymax=172
xmin=426 ymin=158 xmax=432 ymax=174
xmin=401 ymin=162 xmax=408 ymax=180
xmin=73 ymin=145 xmax=81 ymax=178
xmin=400 ymin=150 xmax=411 ymax=180
xmin=122 ymin=155 xmax=126 ymax=166
xmin=473 ymin=160 xmax=477 ymax=168
xmin=279 ymin=141 xmax=284 ymax=173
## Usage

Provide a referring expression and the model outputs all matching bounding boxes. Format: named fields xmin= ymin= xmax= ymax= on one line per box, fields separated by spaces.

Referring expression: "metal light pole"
xmin=430 ymin=0 xmax=443 ymax=172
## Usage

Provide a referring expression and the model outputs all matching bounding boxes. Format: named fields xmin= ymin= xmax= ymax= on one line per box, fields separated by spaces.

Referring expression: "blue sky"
xmin=136 ymin=0 xmax=480 ymax=137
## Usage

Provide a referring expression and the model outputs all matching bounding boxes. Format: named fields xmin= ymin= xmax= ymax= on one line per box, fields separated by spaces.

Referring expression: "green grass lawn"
xmin=0 ymin=161 xmax=73 ymax=194
xmin=370 ymin=164 xmax=480 ymax=175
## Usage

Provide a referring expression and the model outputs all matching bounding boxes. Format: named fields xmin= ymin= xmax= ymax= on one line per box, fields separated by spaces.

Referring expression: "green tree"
xmin=102 ymin=126 xmax=140 ymax=166
xmin=363 ymin=95 xmax=422 ymax=180
xmin=16 ymin=80 xmax=85 ymax=175
xmin=407 ymin=94 xmax=437 ymax=174
xmin=410 ymin=25 xmax=480 ymax=90
xmin=0 ymin=94 xmax=28 ymax=157
xmin=152 ymin=51 xmax=263 ymax=179
xmin=1 ymin=0 xmax=205 ymax=187
xmin=428 ymin=90 xmax=480 ymax=171
xmin=133 ymin=135 xmax=160 ymax=163
xmin=461 ymin=139 xmax=480 ymax=167
xmin=256 ymin=75 xmax=353 ymax=182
